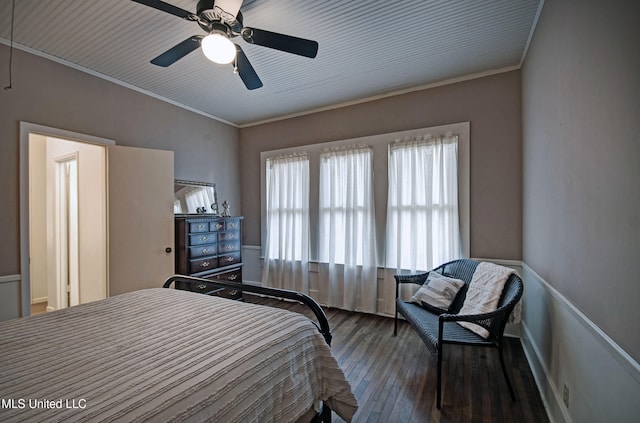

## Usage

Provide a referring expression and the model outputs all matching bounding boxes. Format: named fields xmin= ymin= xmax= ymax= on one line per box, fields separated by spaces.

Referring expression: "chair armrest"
xmin=394 ymin=272 xmax=430 ymax=286
xmin=437 ymin=302 xmax=513 ymax=340
xmin=438 ymin=308 xmax=504 ymax=323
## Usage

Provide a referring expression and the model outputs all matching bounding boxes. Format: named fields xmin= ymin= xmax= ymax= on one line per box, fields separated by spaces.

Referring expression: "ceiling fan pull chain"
xmin=4 ymin=0 xmax=15 ymax=91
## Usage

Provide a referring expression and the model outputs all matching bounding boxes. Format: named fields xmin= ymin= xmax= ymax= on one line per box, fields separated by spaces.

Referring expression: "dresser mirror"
xmin=174 ymin=180 xmax=218 ymax=215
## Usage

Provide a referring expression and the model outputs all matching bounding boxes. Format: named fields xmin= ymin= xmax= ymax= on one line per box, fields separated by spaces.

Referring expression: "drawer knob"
xmin=201 ymin=248 xmax=210 ymax=254
xmin=224 ymin=257 xmax=234 ymax=262
xmin=202 ymin=261 xmax=210 ymax=267
xmin=216 ymin=223 xmax=223 ymax=229
xmin=196 ymin=224 xmax=204 ymax=230
xmin=196 ymin=283 xmax=207 ymax=290
xmin=228 ymin=274 xmax=237 ymax=280
xmin=201 ymin=236 xmax=209 ymax=241
xmin=230 ymin=223 xmax=237 ymax=228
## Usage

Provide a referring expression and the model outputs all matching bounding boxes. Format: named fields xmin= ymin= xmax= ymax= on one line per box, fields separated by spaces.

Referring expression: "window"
xmin=260 ymin=123 xmax=469 ymax=315
xmin=261 ymin=154 xmax=310 ymax=292
xmin=385 ymin=134 xmax=461 ymax=273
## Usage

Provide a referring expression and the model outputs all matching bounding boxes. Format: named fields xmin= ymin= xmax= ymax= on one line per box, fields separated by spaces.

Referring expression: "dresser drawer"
xmin=189 ymin=257 xmax=218 ymax=274
xmin=209 ymin=220 xmax=225 ymax=232
xmin=224 ymin=218 xmax=241 ymax=231
xmin=217 ymin=252 xmax=241 ymax=267
xmin=205 ymin=276 xmax=243 ymax=300
xmin=177 ymin=279 xmax=225 ymax=296
xmin=189 ymin=233 xmax=216 ymax=246
xmin=218 ymin=231 xmax=239 ymax=242
xmin=214 ymin=268 xmax=242 ymax=282
xmin=188 ymin=244 xmax=217 ymax=258
xmin=217 ymin=240 xmax=240 ymax=253
xmin=188 ymin=221 xmax=210 ymax=233
xmin=214 ymin=287 xmax=243 ymax=301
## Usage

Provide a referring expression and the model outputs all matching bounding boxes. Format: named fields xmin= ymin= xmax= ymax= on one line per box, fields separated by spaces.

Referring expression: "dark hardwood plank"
xmin=244 ymin=295 xmax=549 ymax=423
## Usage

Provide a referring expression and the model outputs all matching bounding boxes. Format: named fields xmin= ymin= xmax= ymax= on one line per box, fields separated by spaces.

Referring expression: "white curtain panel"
xmin=318 ymin=146 xmax=378 ymax=313
xmin=384 ymin=135 xmax=461 ymax=311
xmin=261 ymin=154 xmax=310 ymax=293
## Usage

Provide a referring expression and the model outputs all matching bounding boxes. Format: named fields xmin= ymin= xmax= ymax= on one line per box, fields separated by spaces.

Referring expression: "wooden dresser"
xmin=175 ymin=216 xmax=244 ymax=300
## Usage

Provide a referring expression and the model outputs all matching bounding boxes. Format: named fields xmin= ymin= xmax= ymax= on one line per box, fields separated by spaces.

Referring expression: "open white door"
xmin=107 ymin=145 xmax=174 ymax=295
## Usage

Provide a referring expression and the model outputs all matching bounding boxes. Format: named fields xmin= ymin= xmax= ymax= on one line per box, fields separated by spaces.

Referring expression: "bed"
xmin=0 ymin=276 xmax=358 ymax=422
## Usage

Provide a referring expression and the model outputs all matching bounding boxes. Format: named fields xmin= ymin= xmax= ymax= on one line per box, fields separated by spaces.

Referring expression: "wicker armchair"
xmin=393 ymin=258 xmax=524 ymax=409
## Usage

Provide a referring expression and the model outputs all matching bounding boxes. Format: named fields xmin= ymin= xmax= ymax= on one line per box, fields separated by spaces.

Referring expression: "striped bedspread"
xmin=0 ymin=288 xmax=357 ymax=422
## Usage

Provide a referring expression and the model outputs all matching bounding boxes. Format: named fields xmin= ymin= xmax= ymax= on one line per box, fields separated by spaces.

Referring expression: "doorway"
xmin=21 ymin=123 xmax=113 ymax=316
xmin=20 ymin=122 xmax=176 ymax=317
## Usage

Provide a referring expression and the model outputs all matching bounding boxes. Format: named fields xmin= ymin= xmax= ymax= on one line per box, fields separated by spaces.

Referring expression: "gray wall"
xmin=0 ymin=45 xmax=240 ymax=280
xmin=239 ymin=70 xmax=523 ymax=261
xmin=522 ymin=0 xmax=640 ymax=363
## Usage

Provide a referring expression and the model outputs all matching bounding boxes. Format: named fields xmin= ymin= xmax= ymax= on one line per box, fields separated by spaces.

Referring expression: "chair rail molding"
xmin=0 ymin=274 xmax=21 ymax=284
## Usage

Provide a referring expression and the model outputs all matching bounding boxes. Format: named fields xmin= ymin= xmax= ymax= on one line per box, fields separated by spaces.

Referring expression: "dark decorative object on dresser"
xmin=174 ymin=216 xmax=244 ymax=300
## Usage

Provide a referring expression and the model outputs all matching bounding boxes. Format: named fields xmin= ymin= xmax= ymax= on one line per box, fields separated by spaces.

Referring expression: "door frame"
xmin=19 ymin=122 xmax=115 ymax=317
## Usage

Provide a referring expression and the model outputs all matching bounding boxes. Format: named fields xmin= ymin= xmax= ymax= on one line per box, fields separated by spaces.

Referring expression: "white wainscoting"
xmin=241 ymin=245 xmax=262 ymax=286
xmin=242 ymin=248 xmax=524 ymax=324
xmin=521 ymin=263 xmax=640 ymax=423
xmin=0 ymin=274 xmax=22 ymax=321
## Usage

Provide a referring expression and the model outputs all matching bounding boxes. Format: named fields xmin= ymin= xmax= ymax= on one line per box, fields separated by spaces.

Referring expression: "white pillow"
xmin=457 ymin=262 xmax=515 ymax=338
xmin=410 ymin=272 xmax=465 ymax=314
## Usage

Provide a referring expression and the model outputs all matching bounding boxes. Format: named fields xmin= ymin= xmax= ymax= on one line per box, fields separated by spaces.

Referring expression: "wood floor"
xmin=245 ymin=295 xmax=549 ymax=423
xmin=30 ymin=301 xmax=47 ymax=315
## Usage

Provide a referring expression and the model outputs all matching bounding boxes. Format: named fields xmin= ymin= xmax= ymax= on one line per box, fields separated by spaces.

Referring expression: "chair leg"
xmin=498 ymin=345 xmax=516 ymax=401
xmin=322 ymin=403 xmax=332 ymax=423
xmin=437 ymin=343 xmax=443 ymax=409
xmin=394 ymin=311 xmax=398 ymax=336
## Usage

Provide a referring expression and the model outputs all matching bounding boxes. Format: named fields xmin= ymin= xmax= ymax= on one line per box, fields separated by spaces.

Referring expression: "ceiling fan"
xmin=132 ymin=0 xmax=319 ymax=90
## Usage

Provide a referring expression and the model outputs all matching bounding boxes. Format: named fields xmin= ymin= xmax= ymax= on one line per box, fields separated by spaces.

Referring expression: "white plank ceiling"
xmin=0 ymin=0 xmax=542 ymax=126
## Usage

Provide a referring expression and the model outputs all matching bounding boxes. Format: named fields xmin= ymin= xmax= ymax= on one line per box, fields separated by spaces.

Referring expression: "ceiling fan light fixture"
xmin=201 ymin=32 xmax=236 ymax=64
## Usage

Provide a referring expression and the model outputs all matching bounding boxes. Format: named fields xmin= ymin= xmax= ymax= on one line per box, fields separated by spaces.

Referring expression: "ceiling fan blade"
xmin=151 ymin=37 xmax=201 ymax=67
xmin=242 ymin=28 xmax=318 ymax=58
xmin=130 ymin=0 xmax=193 ymax=19
xmin=234 ymin=45 xmax=262 ymax=90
